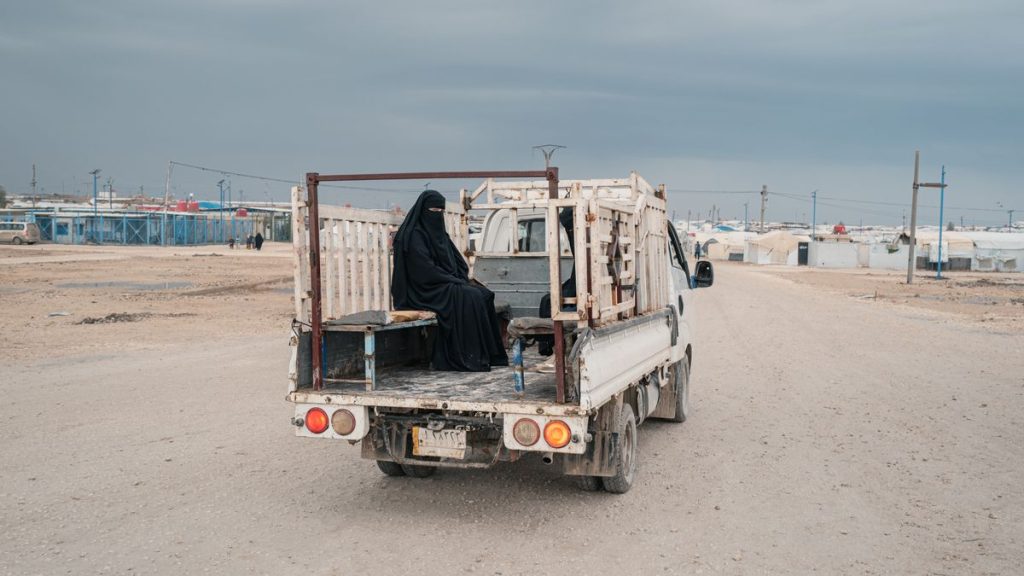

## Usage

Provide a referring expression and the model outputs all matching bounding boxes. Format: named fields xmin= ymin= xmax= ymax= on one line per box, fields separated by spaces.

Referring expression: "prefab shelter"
xmin=808 ymin=240 xmax=860 ymax=268
xmin=866 ymin=243 xmax=910 ymax=270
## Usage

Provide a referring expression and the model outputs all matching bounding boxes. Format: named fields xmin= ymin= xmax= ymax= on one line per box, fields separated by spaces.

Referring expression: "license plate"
xmin=412 ymin=426 xmax=467 ymax=459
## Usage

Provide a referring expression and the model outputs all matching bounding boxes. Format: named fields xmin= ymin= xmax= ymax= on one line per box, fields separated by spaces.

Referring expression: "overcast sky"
xmin=2 ymin=1 xmax=1021 ymax=226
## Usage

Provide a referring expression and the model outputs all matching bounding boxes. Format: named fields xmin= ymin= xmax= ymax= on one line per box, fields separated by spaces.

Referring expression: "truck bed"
xmin=322 ymin=347 xmax=555 ymax=404
xmin=289 ymin=348 xmax=586 ymax=416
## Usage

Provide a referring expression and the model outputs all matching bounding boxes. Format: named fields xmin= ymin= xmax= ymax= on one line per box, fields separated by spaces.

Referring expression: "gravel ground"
xmin=1 ymin=246 xmax=1021 ymax=575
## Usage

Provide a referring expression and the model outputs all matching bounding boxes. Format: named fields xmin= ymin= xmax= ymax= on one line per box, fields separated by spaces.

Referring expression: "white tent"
xmin=744 ymin=231 xmax=808 ymax=266
xmin=963 ymin=232 xmax=1024 ymax=272
xmin=694 ymin=231 xmax=753 ymax=261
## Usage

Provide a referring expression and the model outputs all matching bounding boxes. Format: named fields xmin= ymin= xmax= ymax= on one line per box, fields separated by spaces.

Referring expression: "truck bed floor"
xmin=321 ymin=349 xmax=557 ymax=405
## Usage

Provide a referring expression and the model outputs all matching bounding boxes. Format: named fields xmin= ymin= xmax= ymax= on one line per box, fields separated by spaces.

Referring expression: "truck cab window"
xmin=667 ymin=224 xmax=691 ymax=280
xmin=517 ymin=219 xmax=546 ymax=252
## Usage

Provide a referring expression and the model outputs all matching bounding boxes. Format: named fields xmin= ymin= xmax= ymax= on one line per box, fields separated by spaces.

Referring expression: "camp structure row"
xmin=685 ymin=228 xmax=1024 ymax=272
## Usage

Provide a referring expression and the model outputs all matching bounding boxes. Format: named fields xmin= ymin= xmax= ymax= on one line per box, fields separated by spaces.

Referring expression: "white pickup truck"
xmin=287 ymin=168 xmax=713 ymax=493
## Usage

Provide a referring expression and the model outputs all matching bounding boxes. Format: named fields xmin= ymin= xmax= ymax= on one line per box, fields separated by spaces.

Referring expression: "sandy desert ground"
xmin=1 ymin=243 xmax=1022 ymax=575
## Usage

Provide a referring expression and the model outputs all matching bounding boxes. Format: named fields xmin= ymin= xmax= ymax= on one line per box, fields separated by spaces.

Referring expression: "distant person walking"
xmin=246 ymin=233 xmax=253 ymax=249
xmin=254 ymin=232 xmax=264 ymax=251
xmin=694 ymin=240 xmax=702 ymax=260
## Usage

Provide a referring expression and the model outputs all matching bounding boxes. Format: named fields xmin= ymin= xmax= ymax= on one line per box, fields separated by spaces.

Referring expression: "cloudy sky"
xmin=2 ymin=1 xmax=1021 ymax=226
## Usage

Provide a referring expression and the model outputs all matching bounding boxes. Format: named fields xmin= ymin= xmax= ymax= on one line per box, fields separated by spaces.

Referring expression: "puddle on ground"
xmin=57 ymin=281 xmax=193 ymax=291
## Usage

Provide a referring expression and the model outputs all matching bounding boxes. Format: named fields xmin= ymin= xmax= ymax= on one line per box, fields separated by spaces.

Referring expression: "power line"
xmin=665 ymin=188 xmax=759 ymax=195
xmin=771 ymin=190 xmax=1003 ymax=214
xmin=168 ymin=161 xmax=414 ymax=193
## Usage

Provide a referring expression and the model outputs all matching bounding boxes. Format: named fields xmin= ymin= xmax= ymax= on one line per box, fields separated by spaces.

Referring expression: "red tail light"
xmin=543 ymin=420 xmax=571 ymax=449
xmin=305 ymin=407 xmax=329 ymax=434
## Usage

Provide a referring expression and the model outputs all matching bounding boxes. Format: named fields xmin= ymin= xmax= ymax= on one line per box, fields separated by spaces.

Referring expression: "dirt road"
xmin=1 ymin=249 xmax=1021 ymax=575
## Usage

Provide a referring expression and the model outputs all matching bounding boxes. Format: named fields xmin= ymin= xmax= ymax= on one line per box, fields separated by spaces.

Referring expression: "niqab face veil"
xmin=394 ymin=190 xmax=459 ymax=274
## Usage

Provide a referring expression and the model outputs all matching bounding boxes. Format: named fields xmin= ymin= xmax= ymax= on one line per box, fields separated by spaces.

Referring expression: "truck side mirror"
xmin=693 ymin=260 xmax=714 ymax=288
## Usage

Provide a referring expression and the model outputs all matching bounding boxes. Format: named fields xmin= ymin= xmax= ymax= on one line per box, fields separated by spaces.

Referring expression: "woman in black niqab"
xmin=392 ymin=190 xmax=508 ymax=372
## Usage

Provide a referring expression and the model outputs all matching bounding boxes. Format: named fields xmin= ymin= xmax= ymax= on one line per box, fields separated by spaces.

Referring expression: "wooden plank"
xmin=370 ymin=223 xmax=380 ymax=310
xmin=380 ymin=222 xmax=391 ymax=311
xmin=600 ymin=300 xmax=636 ymax=317
xmin=546 ymin=203 xmax=562 ymax=313
xmin=360 ymin=221 xmax=371 ymax=311
xmin=348 ymin=220 xmax=358 ymax=313
xmin=318 ymin=205 xmax=402 ymax=226
xmin=589 ymin=197 xmax=606 ymax=320
xmin=291 ymin=186 xmax=310 ymax=324
xmin=573 ymin=198 xmax=589 ymax=322
xmin=598 ymin=234 xmax=634 ymax=245
xmin=325 ymin=225 xmax=336 ymax=319
xmin=337 ymin=220 xmax=348 ymax=316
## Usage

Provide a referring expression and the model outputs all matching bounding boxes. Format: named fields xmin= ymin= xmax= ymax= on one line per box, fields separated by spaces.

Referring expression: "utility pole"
xmin=30 ymin=164 xmax=38 ymax=207
xmin=907 ymin=151 xmax=946 ymax=284
xmin=759 ymin=185 xmax=767 ymax=233
xmin=743 ymin=202 xmax=748 ymax=231
xmin=686 ymin=209 xmax=691 ymax=232
xmin=228 ymin=180 xmax=235 ymax=241
xmin=936 ymin=166 xmax=947 ymax=279
xmin=89 ymin=169 xmax=101 ymax=242
xmin=913 ymin=152 xmax=921 ymax=284
xmin=164 ymin=161 xmax=174 ymax=208
xmin=218 ymin=179 xmax=226 ymax=243
xmin=106 ymin=177 xmax=114 ymax=208
xmin=811 ymin=190 xmax=817 ymax=241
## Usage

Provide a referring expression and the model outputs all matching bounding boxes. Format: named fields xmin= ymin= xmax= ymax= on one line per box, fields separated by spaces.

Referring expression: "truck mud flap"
xmin=561 ymin=431 xmax=619 ymax=477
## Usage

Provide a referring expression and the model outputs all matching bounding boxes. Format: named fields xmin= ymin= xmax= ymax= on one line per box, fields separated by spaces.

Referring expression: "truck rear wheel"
xmin=602 ymin=403 xmax=638 ymax=494
xmin=376 ymin=460 xmax=406 ymax=477
xmin=671 ymin=360 xmax=690 ymax=423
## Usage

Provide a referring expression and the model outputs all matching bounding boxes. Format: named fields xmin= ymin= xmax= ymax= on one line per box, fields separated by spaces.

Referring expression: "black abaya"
xmin=392 ymin=191 xmax=508 ymax=372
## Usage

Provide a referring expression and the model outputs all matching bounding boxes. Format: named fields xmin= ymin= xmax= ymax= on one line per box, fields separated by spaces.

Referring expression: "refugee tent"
xmin=906 ymin=231 xmax=974 ymax=270
xmin=704 ymin=231 xmax=753 ymax=261
xmin=964 ymin=232 xmax=1024 ymax=272
xmin=744 ymin=231 xmax=808 ymax=265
